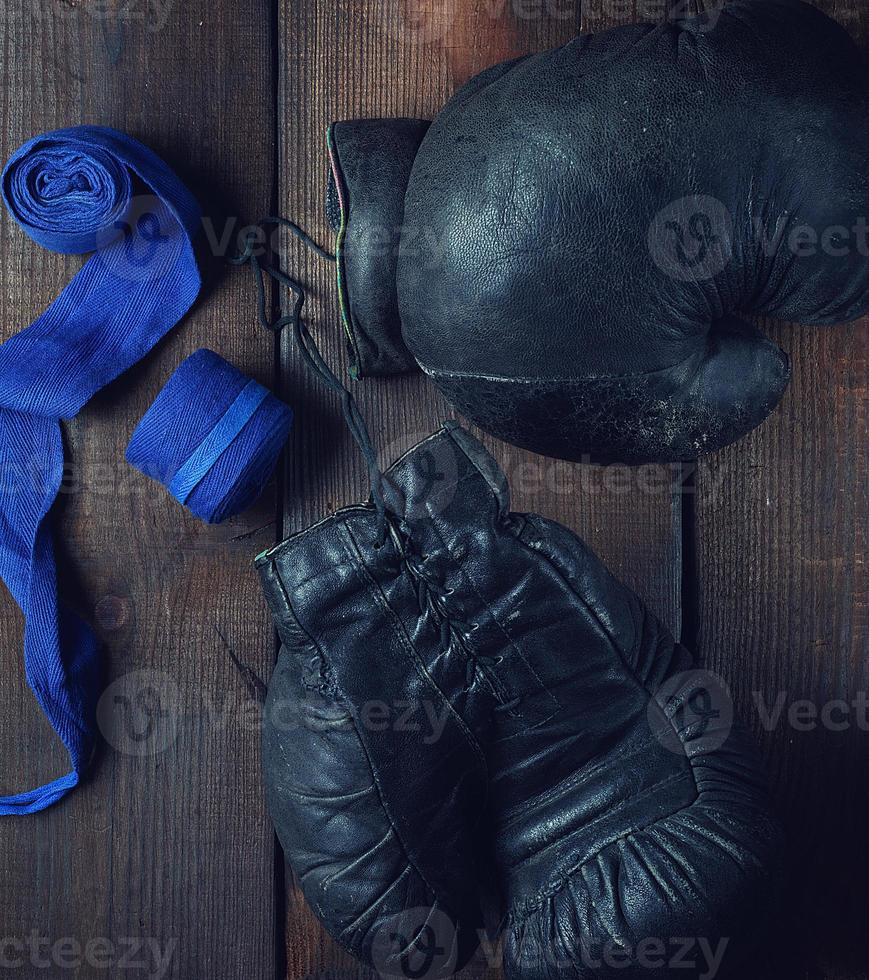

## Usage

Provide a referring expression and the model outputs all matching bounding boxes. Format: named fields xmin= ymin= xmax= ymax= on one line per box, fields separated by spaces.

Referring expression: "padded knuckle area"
xmin=426 ymin=368 xmax=784 ymax=464
xmin=503 ymin=797 xmax=782 ymax=980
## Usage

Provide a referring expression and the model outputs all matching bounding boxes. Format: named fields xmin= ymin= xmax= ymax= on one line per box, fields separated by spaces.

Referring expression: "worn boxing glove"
xmin=327 ymin=0 xmax=869 ymax=462
xmin=256 ymin=488 xmax=487 ymax=977
xmin=258 ymin=424 xmax=782 ymax=978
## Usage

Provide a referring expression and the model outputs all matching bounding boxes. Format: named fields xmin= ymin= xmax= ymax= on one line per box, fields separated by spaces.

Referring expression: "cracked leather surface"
xmin=258 ymin=425 xmax=782 ymax=978
xmin=331 ymin=0 xmax=869 ymax=461
xmin=424 ymin=315 xmax=789 ymax=462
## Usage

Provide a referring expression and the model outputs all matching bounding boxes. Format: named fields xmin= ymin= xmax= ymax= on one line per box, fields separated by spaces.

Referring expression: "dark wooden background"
xmin=0 ymin=1 xmax=865 ymax=978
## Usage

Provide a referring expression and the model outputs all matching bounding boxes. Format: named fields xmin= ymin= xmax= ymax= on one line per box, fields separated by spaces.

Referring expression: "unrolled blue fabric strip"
xmin=127 ymin=350 xmax=293 ymax=525
xmin=0 ymin=126 xmax=201 ymax=815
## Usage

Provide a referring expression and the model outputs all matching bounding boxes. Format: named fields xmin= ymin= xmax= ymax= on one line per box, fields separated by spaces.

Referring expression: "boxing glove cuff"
xmin=327 ymin=118 xmax=428 ymax=378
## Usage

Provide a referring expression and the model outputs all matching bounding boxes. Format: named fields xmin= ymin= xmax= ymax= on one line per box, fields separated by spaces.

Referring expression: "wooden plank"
xmin=0 ymin=2 xmax=278 ymax=978
xmin=278 ymin=1 xmax=682 ymax=975
xmin=695 ymin=326 xmax=868 ymax=980
xmin=691 ymin=3 xmax=869 ymax=978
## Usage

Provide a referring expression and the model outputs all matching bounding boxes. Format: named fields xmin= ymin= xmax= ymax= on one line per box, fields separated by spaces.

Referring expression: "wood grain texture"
xmin=695 ymin=321 xmax=868 ymax=980
xmin=688 ymin=3 xmax=868 ymax=979
xmin=277 ymin=1 xmax=681 ymax=975
xmin=0 ymin=2 xmax=278 ymax=977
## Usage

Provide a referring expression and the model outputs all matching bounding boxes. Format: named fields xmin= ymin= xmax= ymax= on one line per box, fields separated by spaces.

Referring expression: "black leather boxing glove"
xmin=327 ymin=0 xmax=869 ymax=462
xmin=258 ymin=424 xmax=782 ymax=979
xmin=257 ymin=498 xmax=487 ymax=977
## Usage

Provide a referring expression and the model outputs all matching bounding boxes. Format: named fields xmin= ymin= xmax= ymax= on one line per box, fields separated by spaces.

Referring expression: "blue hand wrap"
xmin=127 ymin=349 xmax=293 ymax=524
xmin=0 ymin=126 xmax=201 ymax=814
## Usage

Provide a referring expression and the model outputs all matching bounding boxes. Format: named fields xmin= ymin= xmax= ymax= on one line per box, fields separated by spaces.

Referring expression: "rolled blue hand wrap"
xmin=0 ymin=126 xmax=201 ymax=815
xmin=126 ymin=350 xmax=293 ymax=524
